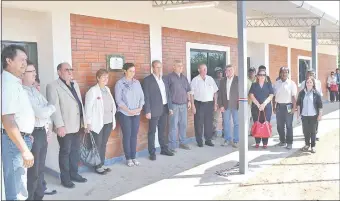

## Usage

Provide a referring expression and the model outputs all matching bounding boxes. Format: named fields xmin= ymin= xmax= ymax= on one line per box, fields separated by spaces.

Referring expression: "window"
xmin=1 ymin=41 xmax=39 ymax=75
xmin=298 ymin=56 xmax=311 ymax=85
xmin=190 ymin=49 xmax=226 ymax=80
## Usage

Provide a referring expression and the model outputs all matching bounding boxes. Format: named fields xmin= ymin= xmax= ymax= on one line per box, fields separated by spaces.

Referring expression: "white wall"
xmin=247 ymin=42 xmax=269 ymax=74
xmin=2 ymin=1 xmax=338 ymax=56
xmin=2 ymin=7 xmax=72 ymax=173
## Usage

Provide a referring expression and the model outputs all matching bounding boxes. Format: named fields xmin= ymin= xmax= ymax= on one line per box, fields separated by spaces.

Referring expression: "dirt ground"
xmin=216 ymin=129 xmax=340 ymax=200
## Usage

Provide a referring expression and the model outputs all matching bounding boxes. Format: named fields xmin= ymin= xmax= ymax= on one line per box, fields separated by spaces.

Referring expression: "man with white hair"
xmin=190 ymin=63 xmax=218 ymax=147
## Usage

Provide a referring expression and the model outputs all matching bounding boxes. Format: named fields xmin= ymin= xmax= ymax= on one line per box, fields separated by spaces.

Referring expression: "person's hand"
xmin=169 ymin=110 xmax=174 ymax=116
xmin=187 ymin=102 xmax=191 ymax=110
xmin=47 ymin=130 xmax=52 ymax=144
xmin=145 ymin=113 xmax=151 ymax=119
xmin=29 ymin=135 xmax=34 ymax=143
xmin=259 ymin=104 xmax=265 ymax=111
xmin=192 ymin=106 xmax=196 ymax=114
xmin=57 ymin=127 xmax=66 ymax=137
xmin=317 ymin=114 xmax=322 ymax=121
xmin=85 ymin=124 xmax=92 ymax=133
xmin=220 ymin=107 xmax=225 ymax=113
xmin=127 ymin=109 xmax=136 ymax=116
xmin=22 ymin=150 xmax=34 ymax=168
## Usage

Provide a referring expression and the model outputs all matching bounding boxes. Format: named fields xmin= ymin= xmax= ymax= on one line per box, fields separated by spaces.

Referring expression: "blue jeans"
xmin=118 ymin=112 xmax=140 ymax=160
xmin=168 ymin=104 xmax=188 ymax=149
xmin=223 ymin=109 xmax=239 ymax=143
xmin=2 ymin=131 xmax=32 ymax=200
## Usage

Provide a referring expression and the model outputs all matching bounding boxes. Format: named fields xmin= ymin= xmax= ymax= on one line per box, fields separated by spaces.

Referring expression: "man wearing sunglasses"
xmin=273 ymin=67 xmax=297 ymax=150
xmin=46 ymin=62 xmax=87 ymax=188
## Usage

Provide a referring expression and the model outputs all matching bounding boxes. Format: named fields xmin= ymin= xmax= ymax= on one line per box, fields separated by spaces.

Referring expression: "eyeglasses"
xmin=258 ymin=74 xmax=266 ymax=76
xmin=25 ymin=70 xmax=36 ymax=73
xmin=64 ymin=68 xmax=74 ymax=72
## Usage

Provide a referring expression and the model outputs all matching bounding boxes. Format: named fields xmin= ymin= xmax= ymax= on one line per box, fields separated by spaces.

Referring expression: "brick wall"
xmin=70 ymin=14 xmax=151 ymax=158
xmin=290 ymin=48 xmax=337 ymax=97
xmin=162 ymin=27 xmax=238 ymax=137
xmin=269 ymin=45 xmax=287 ymax=81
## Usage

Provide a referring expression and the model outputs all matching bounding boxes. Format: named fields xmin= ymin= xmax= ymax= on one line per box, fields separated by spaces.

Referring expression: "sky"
xmin=307 ymin=1 xmax=339 ymax=20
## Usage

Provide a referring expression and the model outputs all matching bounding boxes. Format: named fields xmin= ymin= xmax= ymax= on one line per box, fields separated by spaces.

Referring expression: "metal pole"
xmin=237 ymin=0 xmax=248 ymax=174
xmin=311 ymin=26 xmax=317 ymax=75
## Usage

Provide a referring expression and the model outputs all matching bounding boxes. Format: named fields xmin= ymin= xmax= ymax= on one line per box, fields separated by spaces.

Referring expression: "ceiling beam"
xmin=317 ymin=40 xmax=340 ymax=46
xmin=246 ymin=17 xmax=321 ymax=27
xmin=289 ymin=31 xmax=340 ymax=40
xmin=152 ymin=0 xmax=190 ymax=7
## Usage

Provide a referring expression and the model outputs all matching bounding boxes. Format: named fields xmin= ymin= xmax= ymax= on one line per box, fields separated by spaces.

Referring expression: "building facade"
xmin=1 ymin=1 xmax=338 ymax=173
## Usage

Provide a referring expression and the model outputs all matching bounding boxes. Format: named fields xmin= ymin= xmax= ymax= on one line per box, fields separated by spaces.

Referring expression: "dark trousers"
xmin=328 ymin=87 xmax=337 ymax=102
xmin=251 ymin=105 xmax=272 ymax=146
xmin=92 ymin=122 xmax=113 ymax=168
xmin=302 ymin=115 xmax=318 ymax=147
xmin=57 ymin=131 xmax=81 ymax=183
xmin=27 ymin=128 xmax=48 ymax=200
xmin=276 ymin=103 xmax=294 ymax=144
xmin=118 ymin=112 xmax=140 ymax=160
xmin=148 ymin=105 xmax=169 ymax=155
xmin=194 ymin=100 xmax=214 ymax=144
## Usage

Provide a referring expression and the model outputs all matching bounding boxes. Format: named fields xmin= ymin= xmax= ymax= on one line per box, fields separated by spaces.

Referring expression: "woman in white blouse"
xmin=327 ymin=71 xmax=337 ymax=102
xmin=85 ymin=69 xmax=117 ymax=174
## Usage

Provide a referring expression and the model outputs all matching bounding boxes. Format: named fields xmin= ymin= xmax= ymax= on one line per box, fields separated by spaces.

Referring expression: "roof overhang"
xmin=153 ymin=1 xmax=340 ymax=45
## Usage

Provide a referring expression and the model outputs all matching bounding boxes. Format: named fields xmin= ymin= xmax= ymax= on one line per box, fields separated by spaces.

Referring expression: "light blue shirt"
xmin=301 ymin=89 xmax=316 ymax=116
xmin=114 ymin=77 xmax=145 ymax=116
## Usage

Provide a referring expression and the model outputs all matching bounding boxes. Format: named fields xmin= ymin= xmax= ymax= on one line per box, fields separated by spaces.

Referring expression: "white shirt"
xmin=226 ymin=76 xmax=234 ymax=101
xmin=327 ymin=76 xmax=337 ymax=87
xmin=153 ymin=74 xmax=167 ymax=105
xmin=274 ymin=79 xmax=297 ymax=104
xmin=299 ymin=79 xmax=323 ymax=97
xmin=190 ymin=75 xmax=218 ymax=102
xmin=23 ymin=85 xmax=56 ymax=127
xmin=1 ymin=71 xmax=35 ymax=133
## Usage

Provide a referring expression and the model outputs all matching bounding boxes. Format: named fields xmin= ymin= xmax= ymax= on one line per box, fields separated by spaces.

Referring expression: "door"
xmin=1 ymin=41 xmax=39 ymax=75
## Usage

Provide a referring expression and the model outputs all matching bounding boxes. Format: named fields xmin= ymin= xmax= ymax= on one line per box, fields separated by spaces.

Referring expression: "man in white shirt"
xmin=1 ymin=44 xmax=35 ymax=200
xmin=190 ymin=64 xmax=218 ymax=147
xmin=299 ymin=70 xmax=323 ymax=96
xmin=22 ymin=61 xmax=56 ymax=200
xmin=273 ymin=67 xmax=298 ymax=150
xmin=143 ymin=60 xmax=174 ymax=161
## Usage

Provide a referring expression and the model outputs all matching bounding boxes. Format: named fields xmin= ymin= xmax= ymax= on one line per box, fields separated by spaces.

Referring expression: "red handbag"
xmin=330 ymin=84 xmax=338 ymax=92
xmin=251 ymin=111 xmax=272 ymax=138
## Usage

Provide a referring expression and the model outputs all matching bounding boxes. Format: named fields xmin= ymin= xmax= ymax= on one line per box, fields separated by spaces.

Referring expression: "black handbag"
xmin=80 ymin=132 xmax=101 ymax=167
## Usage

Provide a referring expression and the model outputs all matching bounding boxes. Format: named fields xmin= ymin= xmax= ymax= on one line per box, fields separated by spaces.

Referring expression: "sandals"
xmin=126 ymin=160 xmax=134 ymax=167
xmin=132 ymin=159 xmax=140 ymax=166
xmin=301 ymin=145 xmax=310 ymax=152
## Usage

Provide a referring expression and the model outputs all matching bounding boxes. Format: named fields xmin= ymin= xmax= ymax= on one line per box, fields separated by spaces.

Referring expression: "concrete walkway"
xmin=44 ymin=102 xmax=339 ymax=200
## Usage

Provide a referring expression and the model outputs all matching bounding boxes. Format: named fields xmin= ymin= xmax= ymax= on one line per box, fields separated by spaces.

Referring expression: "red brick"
xmin=269 ymin=45 xmax=287 ymax=81
xmin=71 ymin=14 xmax=150 ymax=158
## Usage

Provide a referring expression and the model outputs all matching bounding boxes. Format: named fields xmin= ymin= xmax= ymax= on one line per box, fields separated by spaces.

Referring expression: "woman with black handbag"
xmin=297 ymin=76 xmax=323 ymax=153
xmin=85 ymin=69 xmax=117 ymax=174
xmin=249 ymin=69 xmax=274 ymax=148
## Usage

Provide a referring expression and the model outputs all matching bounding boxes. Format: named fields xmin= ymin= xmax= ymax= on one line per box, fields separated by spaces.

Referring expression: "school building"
xmin=1 ymin=1 xmax=339 ymax=174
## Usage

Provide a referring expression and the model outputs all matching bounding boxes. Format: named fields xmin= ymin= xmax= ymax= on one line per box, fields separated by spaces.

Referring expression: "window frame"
xmin=297 ymin=55 xmax=312 ymax=87
xmin=186 ymin=42 xmax=230 ymax=82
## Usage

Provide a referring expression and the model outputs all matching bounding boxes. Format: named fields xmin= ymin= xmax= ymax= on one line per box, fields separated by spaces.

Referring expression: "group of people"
xmin=327 ymin=68 xmax=340 ymax=102
xmin=0 ymin=44 xmax=329 ymax=201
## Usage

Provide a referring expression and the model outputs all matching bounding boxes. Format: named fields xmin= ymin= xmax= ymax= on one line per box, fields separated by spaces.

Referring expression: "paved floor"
xmin=216 ymin=129 xmax=339 ymax=200
xmin=44 ymin=102 xmax=339 ymax=200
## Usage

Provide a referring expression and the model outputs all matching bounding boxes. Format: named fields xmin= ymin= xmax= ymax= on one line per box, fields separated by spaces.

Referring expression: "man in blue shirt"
xmin=336 ymin=68 xmax=340 ymax=102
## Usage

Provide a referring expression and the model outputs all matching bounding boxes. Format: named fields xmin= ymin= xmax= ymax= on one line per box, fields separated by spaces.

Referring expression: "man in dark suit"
xmin=143 ymin=60 xmax=174 ymax=161
xmin=218 ymin=64 xmax=239 ymax=148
